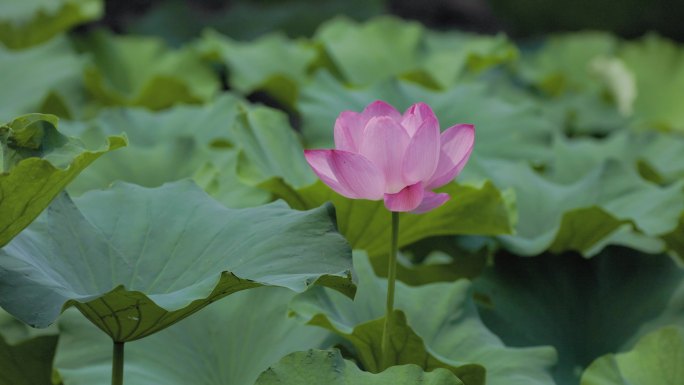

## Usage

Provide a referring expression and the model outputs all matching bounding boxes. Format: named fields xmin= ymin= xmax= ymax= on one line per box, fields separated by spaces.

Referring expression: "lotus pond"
xmin=1 ymin=1 xmax=684 ymax=385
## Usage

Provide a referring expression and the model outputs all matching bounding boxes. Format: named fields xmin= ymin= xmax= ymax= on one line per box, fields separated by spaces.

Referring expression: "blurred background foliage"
xmin=2 ymin=1 xmax=684 ymax=385
xmin=92 ymin=0 xmax=684 ymax=45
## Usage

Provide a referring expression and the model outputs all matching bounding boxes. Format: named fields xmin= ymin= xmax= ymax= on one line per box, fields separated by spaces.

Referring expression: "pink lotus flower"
xmin=304 ymin=101 xmax=474 ymax=213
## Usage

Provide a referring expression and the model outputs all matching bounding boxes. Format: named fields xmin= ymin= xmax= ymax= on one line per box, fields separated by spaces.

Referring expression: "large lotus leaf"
xmin=516 ymin=87 xmax=629 ymax=137
xmin=542 ymin=133 xmax=684 ymax=261
xmin=580 ymin=326 xmax=684 ymax=385
xmin=544 ymin=131 xmax=684 ymax=185
xmin=310 ymin=17 xmax=514 ymax=90
xmin=0 ymin=180 xmax=353 ymax=341
xmin=510 ymin=33 xmax=633 ymax=136
xmin=408 ymin=31 xmax=518 ymax=89
xmin=482 ymin=65 xmax=627 ymax=138
xmin=633 ymin=134 xmax=684 ymax=184
xmin=377 ymin=237 xmax=493 ymax=286
xmin=59 ymin=93 xmax=243 ymax=148
xmin=469 ymin=157 xmax=684 ymax=256
xmin=473 ymin=248 xmax=684 ymax=385
xmin=193 ymin=151 xmax=271 ymax=209
xmin=0 ymin=309 xmax=60 ymax=346
xmin=314 ymin=16 xmax=423 ymax=86
xmin=298 ymin=72 xmax=555 ymax=164
xmin=198 ymin=30 xmax=318 ymax=106
xmin=76 ymin=31 xmax=219 ymax=110
xmin=619 ymin=34 xmax=684 ymax=132
xmin=305 ymin=309 xmax=485 ymax=384
xmin=0 ymin=333 xmax=58 ymax=385
xmin=0 ymin=0 xmax=102 ymax=49
xmin=171 ymin=103 xmax=316 ymax=202
xmin=518 ymin=32 xmax=618 ymax=95
xmin=290 ymin=253 xmax=558 ymax=385
xmin=264 ymin=179 xmax=512 ymax=258
xmin=61 ymin=99 xmax=305 ymax=207
xmin=0 ymin=309 xmax=60 ymax=385
xmin=0 ymin=114 xmax=125 ymax=247
xmin=232 ymin=104 xmax=316 ymax=189
xmin=58 ymin=112 xmax=212 ymax=196
xmin=54 ymin=287 xmax=331 ymax=385
xmin=0 ymin=37 xmax=85 ymax=121
xmin=59 ymin=95 xmax=268 ymax=207
xmin=545 ymin=133 xmax=684 ymax=206
xmin=256 ymin=349 xmax=466 ymax=385
xmin=67 ymin=136 xmax=215 ymax=196
xmin=663 ymin=214 xmax=684 ymax=264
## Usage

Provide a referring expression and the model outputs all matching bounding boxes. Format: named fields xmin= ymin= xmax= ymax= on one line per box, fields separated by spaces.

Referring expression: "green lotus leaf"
xmin=0 ymin=180 xmax=353 ymax=341
xmin=663 ymin=214 xmax=684 ymax=264
xmin=59 ymin=95 xmax=241 ymax=194
xmin=198 ymin=30 xmax=318 ymax=107
xmin=0 ymin=333 xmax=58 ymax=385
xmin=0 ymin=113 xmax=125 ymax=247
xmin=543 ymin=132 xmax=684 ymax=260
xmin=298 ymin=72 xmax=555 ymax=165
xmin=473 ymin=248 xmax=684 ymax=385
xmin=256 ymin=349 xmax=467 ymax=385
xmin=312 ymin=16 xmax=518 ymax=91
xmin=544 ymin=131 xmax=684 ymax=185
xmin=264 ymin=179 xmax=512 ymax=258
xmin=315 ymin=16 xmax=424 ymax=86
xmin=580 ymin=326 xmax=684 ymax=385
xmin=192 ymin=151 xmax=271 ymax=209
xmin=406 ymin=31 xmax=518 ymax=89
xmin=68 ymin=136 xmax=216 ymax=196
xmin=76 ymin=31 xmax=220 ymax=110
xmin=232 ymin=104 xmax=316 ymax=189
xmin=499 ymin=80 xmax=629 ymax=138
xmin=374 ymin=236 xmax=493 ymax=286
xmin=304 ymin=309 xmax=484 ymax=384
xmin=480 ymin=53 xmax=627 ymax=138
xmin=63 ymin=97 xmax=310 ymax=207
xmin=0 ymin=0 xmax=102 ymax=49
xmin=1 ymin=309 xmax=59 ymax=346
xmin=518 ymin=32 xmax=618 ymax=95
xmin=54 ymin=287 xmax=331 ymax=385
xmin=290 ymin=253 xmax=558 ymax=385
xmin=631 ymin=133 xmax=684 ymax=184
xmin=495 ymin=32 xmax=630 ymax=137
xmin=620 ymin=34 xmax=684 ymax=132
xmin=58 ymin=93 xmax=243 ymax=148
xmin=470 ymin=157 xmax=684 ymax=256
xmin=0 ymin=37 xmax=85 ymax=121
xmin=0 ymin=309 xmax=60 ymax=385
xmin=169 ymin=102 xmax=317 ymax=208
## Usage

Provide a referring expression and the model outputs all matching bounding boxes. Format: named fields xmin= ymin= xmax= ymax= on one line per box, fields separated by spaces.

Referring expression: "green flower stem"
xmin=112 ymin=341 xmax=124 ymax=385
xmin=380 ymin=211 xmax=399 ymax=370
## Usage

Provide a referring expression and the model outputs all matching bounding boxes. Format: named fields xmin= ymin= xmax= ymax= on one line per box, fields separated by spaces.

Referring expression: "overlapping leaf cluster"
xmin=1 ymin=1 xmax=684 ymax=385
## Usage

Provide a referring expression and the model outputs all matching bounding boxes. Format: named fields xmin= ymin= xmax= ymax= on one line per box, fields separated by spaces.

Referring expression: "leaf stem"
xmin=112 ymin=341 xmax=124 ymax=385
xmin=380 ymin=211 xmax=399 ymax=371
